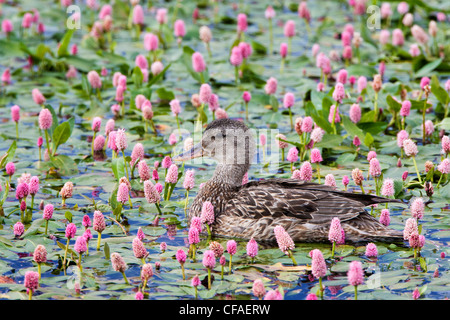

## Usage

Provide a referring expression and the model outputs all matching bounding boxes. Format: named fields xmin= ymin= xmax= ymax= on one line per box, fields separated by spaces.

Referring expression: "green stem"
xmin=181 ymin=264 xmax=185 ymax=280
xmin=245 ymin=102 xmax=249 ymax=121
xmin=288 ymin=249 xmax=297 ymax=265
xmin=44 ymin=129 xmax=52 ymax=158
xmin=319 ymin=276 xmax=323 ymax=298
xmin=422 ymin=100 xmax=427 ymax=145
xmin=412 ymin=156 xmax=422 ymax=184
xmin=63 ymin=238 xmax=70 ymax=274
xmin=331 ymin=241 xmax=336 ymax=259
xmin=360 ymin=183 xmax=365 ymax=194
xmin=288 ymin=108 xmax=293 ymax=130
xmin=96 ymin=232 xmax=102 ymax=251
xmin=37 ymin=263 xmax=41 ymax=280
xmin=121 ymin=271 xmax=130 ymax=285
xmin=122 ymin=151 xmax=130 ymax=181
xmin=228 ymin=255 xmax=233 ymax=275
xmin=207 ymin=268 xmax=211 ymax=290
xmin=331 ymin=102 xmax=339 ymax=134
xmin=91 ymin=132 xmax=96 ymax=157
xmin=354 ymin=285 xmax=358 ymax=300
xmin=317 ymin=164 xmax=321 ymax=184
xmin=15 ymin=122 xmax=19 ymax=140
xmin=268 ymin=19 xmax=273 ymax=54
xmin=184 ymin=190 xmax=189 ymax=212
xmin=78 ymin=253 xmax=83 ymax=271
xmin=374 ymin=92 xmax=378 ymax=122
xmin=206 ymin=223 xmax=212 ymax=239
xmin=234 ymin=66 xmax=239 ymax=86
xmin=155 ymin=202 xmax=163 ymax=216
xmin=44 ymin=220 xmax=49 ymax=235
xmin=436 ymin=172 xmax=444 ymax=188
xmin=28 ymin=289 xmax=33 ymax=300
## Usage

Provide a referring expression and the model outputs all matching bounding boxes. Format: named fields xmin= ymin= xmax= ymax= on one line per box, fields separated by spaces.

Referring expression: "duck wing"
xmin=224 ymin=178 xmax=398 ymax=225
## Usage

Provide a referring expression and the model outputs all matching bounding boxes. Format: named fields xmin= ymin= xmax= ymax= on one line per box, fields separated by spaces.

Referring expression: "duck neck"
xmin=211 ymin=163 xmax=249 ymax=187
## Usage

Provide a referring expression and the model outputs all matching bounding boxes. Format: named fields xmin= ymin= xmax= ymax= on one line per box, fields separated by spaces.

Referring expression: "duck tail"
xmin=336 ymin=191 xmax=402 ymax=207
xmin=343 ymin=212 xmax=404 ymax=244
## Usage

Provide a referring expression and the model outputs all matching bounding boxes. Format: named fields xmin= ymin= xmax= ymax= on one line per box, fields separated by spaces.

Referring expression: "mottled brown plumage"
xmin=177 ymin=119 xmax=403 ymax=244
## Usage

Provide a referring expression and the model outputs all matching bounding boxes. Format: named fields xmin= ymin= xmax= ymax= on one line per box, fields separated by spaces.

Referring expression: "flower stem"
xmin=207 ymin=268 xmax=211 ymax=290
xmin=63 ymin=238 xmax=70 ymax=274
xmin=184 ymin=190 xmax=189 ymax=212
xmin=288 ymin=108 xmax=293 ymax=130
xmin=15 ymin=122 xmax=19 ymax=140
xmin=422 ymin=99 xmax=427 ymax=145
xmin=412 ymin=156 xmax=422 ymax=184
xmin=122 ymin=151 xmax=130 ymax=181
xmin=91 ymin=132 xmax=96 ymax=157
xmin=317 ymin=164 xmax=321 ymax=183
xmin=37 ymin=263 xmax=41 ymax=280
xmin=228 ymin=255 xmax=233 ymax=275
xmin=288 ymin=249 xmax=297 ymax=265
xmin=331 ymin=241 xmax=336 ymax=259
xmin=354 ymin=285 xmax=358 ymax=300
xmin=44 ymin=129 xmax=52 ymax=159
xmin=374 ymin=92 xmax=378 ymax=122
xmin=96 ymin=232 xmax=102 ymax=251
xmin=121 ymin=271 xmax=129 ymax=285
xmin=436 ymin=172 xmax=444 ymax=188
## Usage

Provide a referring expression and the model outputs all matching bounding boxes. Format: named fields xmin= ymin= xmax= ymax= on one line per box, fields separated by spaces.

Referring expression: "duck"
xmin=173 ymin=119 xmax=403 ymax=244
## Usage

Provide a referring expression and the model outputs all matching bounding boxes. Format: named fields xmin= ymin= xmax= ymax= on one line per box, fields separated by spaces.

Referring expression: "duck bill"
xmin=173 ymin=143 xmax=204 ymax=161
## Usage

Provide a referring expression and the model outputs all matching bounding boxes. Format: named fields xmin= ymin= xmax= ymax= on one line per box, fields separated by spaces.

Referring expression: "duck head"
xmin=173 ymin=119 xmax=256 ymax=186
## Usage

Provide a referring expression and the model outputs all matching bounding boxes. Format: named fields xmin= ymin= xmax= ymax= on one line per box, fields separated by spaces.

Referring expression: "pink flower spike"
xmin=273 ymin=226 xmax=295 ymax=255
xmin=246 ymin=238 xmax=258 ymax=259
xmin=347 ymin=261 xmax=364 ymax=287
xmin=349 ymin=103 xmax=361 ymax=123
xmin=381 ymin=178 xmax=395 ymax=197
xmin=65 ymin=223 xmax=77 ymax=239
xmin=192 ymin=52 xmax=206 ymax=73
xmin=39 ymin=109 xmax=53 ymax=130
xmin=165 ymin=164 xmax=178 ymax=184
xmin=310 ymin=148 xmax=323 ymax=163
xmin=379 ymin=209 xmax=390 ymax=226
xmin=174 ymin=19 xmax=186 ymax=38
xmin=328 ymin=217 xmax=342 ymax=244
xmin=410 ymin=198 xmax=425 ymax=219
xmin=299 ymin=161 xmax=313 ymax=181
xmin=252 ymin=279 xmax=266 ymax=299
xmin=283 ymin=92 xmax=295 ymax=108
xmin=365 ymin=243 xmax=378 ymax=257
xmin=284 ymin=20 xmax=296 ymax=38
xmin=201 ymin=201 xmax=215 ymax=225
xmin=310 ymin=249 xmax=327 ymax=279
xmin=287 ymin=147 xmax=299 ymax=163
xmin=237 ymin=13 xmax=248 ymax=33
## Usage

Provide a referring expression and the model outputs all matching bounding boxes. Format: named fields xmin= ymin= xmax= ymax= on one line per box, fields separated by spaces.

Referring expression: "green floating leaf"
xmin=0 ymin=140 xmax=16 ymax=169
xmin=51 ymin=155 xmax=79 ymax=176
xmin=414 ymin=58 xmax=443 ymax=79
xmin=65 ymin=211 xmax=73 ymax=223
xmin=111 ymin=158 xmax=125 ymax=181
xmin=104 ymin=242 xmax=110 ymax=260
xmin=132 ymin=66 xmax=143 ymax=88
xmin=52 ymin=121 xmax=72 ymax=154
xmin=364 ymin=132 xmax=374 ymax=148
xmin=156 ymin=87 xmax=175 ymax=101
xmin=386 ymin=95 xmax=402 ymax=113
xmin=57 ymin=28 xmax=75 ymax=57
